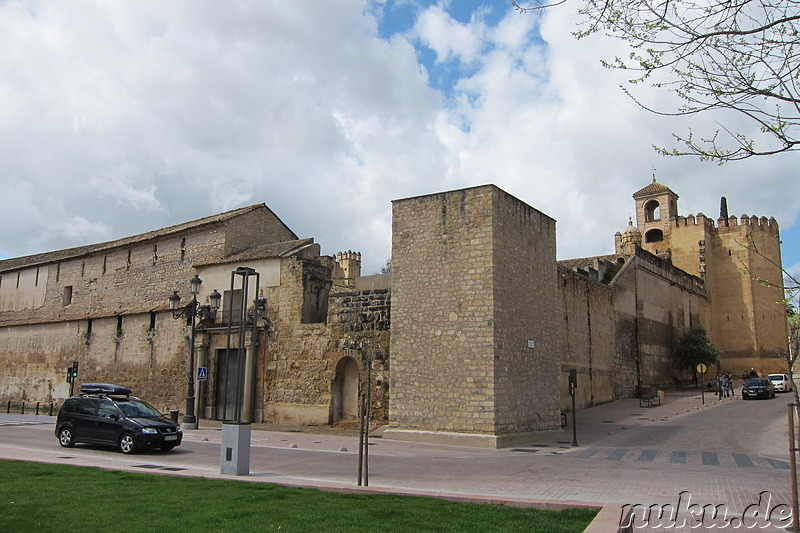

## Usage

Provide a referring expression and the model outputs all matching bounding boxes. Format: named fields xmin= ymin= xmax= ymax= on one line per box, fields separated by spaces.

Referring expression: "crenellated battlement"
xmin=675 ymin=213 xmax=779 ymax=233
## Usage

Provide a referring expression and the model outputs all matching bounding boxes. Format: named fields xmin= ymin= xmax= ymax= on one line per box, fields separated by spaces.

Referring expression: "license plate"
xmin=165 ymin=435 xmax=177 ymax=441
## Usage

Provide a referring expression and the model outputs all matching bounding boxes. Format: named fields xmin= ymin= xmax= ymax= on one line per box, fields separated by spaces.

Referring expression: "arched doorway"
xmin=331 ymin=356 xmax=359 ymax=423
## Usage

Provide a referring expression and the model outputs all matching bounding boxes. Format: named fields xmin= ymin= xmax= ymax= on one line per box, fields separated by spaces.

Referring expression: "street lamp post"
xmin=168 ymin=275 xmax=221 ymax=429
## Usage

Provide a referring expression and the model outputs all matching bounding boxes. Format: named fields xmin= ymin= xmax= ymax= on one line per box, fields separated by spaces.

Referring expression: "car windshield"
xmin=767 ymin=375 xmax=785 ymax=381
xmin=115 ymin=399 xmax=163 ymax=419
xmin=745 ymin=379 xmax=767 ymax=387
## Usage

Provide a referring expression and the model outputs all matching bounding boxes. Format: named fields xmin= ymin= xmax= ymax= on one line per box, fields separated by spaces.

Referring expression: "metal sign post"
xmin=569 ymin=368 xmax=578 ymax=447
xmin=697 ymin=363 xmax=707 ymax=405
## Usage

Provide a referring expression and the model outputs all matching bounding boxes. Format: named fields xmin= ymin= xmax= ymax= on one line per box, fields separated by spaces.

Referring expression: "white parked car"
xmin=767 ymin=373 xmax=793 ymax=392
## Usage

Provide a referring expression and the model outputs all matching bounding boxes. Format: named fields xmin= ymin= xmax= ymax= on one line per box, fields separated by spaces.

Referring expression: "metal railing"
xmin=5 ymin=401 xmax=56 ymax=416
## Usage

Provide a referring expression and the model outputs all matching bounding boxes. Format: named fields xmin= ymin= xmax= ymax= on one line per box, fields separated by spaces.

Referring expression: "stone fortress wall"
xmin=633 ymin=181 xmax=787 ymax=375
xmin=0 ymin=181 xmax=788 ymax=447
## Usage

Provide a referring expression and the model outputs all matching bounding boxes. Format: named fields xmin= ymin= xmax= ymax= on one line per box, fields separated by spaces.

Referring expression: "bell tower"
xmin=632 ymin=177 xmax=679 ymax=256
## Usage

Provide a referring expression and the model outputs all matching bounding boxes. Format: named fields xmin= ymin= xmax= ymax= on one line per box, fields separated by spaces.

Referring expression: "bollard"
xmin=169 ymin=410 xmax=179 ymax=423
xmin=21 ymin=402 xmax=25 ymax=415
xmin=49 ymin=403 xmax=54 ymax=416
xmin=35 ymin=402 xmax=40 ymax=415
xmin=6 ymin=401 xmax=9 ymax=413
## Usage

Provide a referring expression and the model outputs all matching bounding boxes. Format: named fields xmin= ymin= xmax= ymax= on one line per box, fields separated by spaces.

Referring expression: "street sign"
xmin=696 ymin=363 xmax=707 ymax=374
xmin=197 ymin=367 xmax=208 ymax=381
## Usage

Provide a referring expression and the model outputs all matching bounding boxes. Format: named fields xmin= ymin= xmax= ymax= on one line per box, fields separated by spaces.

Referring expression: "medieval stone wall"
xmin=222 ymin=206 xmax=298 ymax=256
xmin=0 ymin=208 xmax=309 ymax=412
xmin=557 ymin=267 xmax=616 ymax=411
xmin=0 ymin=226 xmax=231 ymax=407
xmin=710 ymin=219 xmax=786 ymax=373
xmin=390 ymin=187 xmax=497 ymax=434
xmin=491 ymin=188 xmax=560 ymax=435
xmin=389 ymin=185 xmax=561 ymax=443
xmin=259 ymin=257 xmax=390 ymax=425
xmin=610 ymin=249 xmax=708 ymax=395
xmin=661 ymin=210 xmax=786 ymax=374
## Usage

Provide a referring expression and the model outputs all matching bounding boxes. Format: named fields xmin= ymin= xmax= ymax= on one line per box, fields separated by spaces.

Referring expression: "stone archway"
xmin=330 ymin=356 xmax=359 ymax=423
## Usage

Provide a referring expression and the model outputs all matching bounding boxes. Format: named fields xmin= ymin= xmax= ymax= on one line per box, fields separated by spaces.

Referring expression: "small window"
xmin=116 ymin=315 xmax=124 ymax=337
xmin=180 ymin=238 xmax=186 ymax=262
xmin=63 ymin=286 xmax=73 ymax=306
xmin=149 ymin=312 xmax=157 ymax=331
xmin=645 ymin=229 xmax=664 ymax=243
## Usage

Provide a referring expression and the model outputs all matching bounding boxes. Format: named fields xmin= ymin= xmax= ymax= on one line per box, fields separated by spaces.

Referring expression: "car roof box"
xmin=80 ymin=383 xmax=132 ymax=396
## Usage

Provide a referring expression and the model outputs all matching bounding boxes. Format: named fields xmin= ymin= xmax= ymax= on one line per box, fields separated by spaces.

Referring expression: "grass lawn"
xmin=0 ymin=459 xmax=596 ymax=532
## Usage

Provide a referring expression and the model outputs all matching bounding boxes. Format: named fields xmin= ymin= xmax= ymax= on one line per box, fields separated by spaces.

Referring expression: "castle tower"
xmin=615 ymin=218 xmax=642 ymax=255
xmin=627 ymin=180 xmax=788 ymax=374
xmin=632 ymin=178 xmax=679 ymax=255
xmin=333 ymin=251 xmax=361 ymax=288
xmin=388 ymin=185 xmax=560 ymax=447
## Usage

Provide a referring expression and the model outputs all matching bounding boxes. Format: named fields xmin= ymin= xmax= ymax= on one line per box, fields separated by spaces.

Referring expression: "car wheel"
xmin=58 ymin=427 xmax=75 ymax=448
xmin=119 ymin=433 xmax=137 ymax=454
xmin=161 ymin=445 xmax=176 ymax=452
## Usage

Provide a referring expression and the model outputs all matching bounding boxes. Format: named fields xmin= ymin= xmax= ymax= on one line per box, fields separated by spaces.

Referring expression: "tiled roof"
xmin=0 ymin=204 xmax=267 ymax=273
xmin=195 ymin=238 xmax=316 ymax=266
xmin=633 ymin=181 xmax=677 ymax=199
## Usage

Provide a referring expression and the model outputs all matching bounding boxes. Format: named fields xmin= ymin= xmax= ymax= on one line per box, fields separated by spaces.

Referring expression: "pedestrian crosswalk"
xmin=0 ymin=419 xmax=51 ymax=427
xmin=568 ymin=447 xmax=789 ymax=470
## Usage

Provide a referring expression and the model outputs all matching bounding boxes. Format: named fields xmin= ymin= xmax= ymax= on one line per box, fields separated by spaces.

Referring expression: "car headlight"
xmin=177 ymin=426 xmax=183 ymax=433
xmin=141 ymin=427 xmax=157 ymax=434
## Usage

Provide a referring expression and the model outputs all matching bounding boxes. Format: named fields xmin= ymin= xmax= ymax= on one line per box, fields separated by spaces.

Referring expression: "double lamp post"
xmin=168 ymin=275 xmax=221 ymax=429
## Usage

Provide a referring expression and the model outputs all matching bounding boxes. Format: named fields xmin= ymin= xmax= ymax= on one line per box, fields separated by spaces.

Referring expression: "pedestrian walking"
xmin=726 ymin=372 xmax=734 ymax=397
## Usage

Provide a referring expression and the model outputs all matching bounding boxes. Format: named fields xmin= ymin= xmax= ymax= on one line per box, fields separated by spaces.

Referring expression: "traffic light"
xmin=70 ymin=361 xmax=79 ymax=381
xmin=66 ymin=367 xmax=73 ymax=384
xmin=568 ymin=368 xmax=577 ymax=397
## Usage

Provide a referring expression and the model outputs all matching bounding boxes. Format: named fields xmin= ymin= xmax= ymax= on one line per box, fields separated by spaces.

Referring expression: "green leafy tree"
xmin=513 ymin=0 xmax=800 ymax=162
xmin=674 ymin=327 xmax=719 ymax=374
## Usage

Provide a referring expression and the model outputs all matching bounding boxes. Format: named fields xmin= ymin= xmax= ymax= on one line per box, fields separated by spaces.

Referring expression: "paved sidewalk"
xmin=1 ymin=389 xmax=795 ymax=532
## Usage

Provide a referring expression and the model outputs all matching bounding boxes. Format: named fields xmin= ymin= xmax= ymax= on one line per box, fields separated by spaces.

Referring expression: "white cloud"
xmin=0 ymin=0 xmax=797 ymax=276
xmin=414 ymin=5 xmax=485 ymax=64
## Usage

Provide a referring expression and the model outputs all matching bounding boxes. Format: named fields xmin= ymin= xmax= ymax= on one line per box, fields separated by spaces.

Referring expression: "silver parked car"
xmin=767 ymin=373 xmax=793 ymax=393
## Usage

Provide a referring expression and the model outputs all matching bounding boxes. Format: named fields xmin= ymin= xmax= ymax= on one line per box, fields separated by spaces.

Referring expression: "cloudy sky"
xmin=1 ymin=0 xmax=797 ymax=279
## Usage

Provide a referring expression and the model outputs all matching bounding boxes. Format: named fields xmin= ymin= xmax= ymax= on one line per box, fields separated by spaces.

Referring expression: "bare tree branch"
xmin=515 ymin=0 xmax=800 ymax=162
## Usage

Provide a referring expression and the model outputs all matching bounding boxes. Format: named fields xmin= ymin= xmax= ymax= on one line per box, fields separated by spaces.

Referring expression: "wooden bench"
xmin=638 ymin=387 xmax=661 ymax=407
